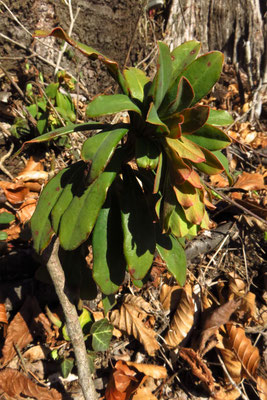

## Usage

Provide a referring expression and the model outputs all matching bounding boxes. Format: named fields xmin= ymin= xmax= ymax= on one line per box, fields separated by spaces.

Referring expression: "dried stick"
xmin=45 ymin=238 xmax=98 ymax=400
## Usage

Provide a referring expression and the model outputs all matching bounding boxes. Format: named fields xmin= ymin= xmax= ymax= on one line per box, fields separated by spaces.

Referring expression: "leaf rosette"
xmin=30 ymin=29 xmax=233 ymax=293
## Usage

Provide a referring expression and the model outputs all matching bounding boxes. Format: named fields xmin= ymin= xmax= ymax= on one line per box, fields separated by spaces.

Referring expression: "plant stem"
xmin=45 ymin=238 xmax=98 ymax=400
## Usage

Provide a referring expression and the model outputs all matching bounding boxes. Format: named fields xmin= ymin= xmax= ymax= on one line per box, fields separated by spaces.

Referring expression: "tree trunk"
xmin=166 ymin=0 xmax=266 ymax=87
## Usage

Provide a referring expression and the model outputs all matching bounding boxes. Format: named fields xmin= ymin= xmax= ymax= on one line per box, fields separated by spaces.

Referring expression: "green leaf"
xmin=153 ymin=151 xmax=163 ymax=193
xmin=207 ymin=109 xmax=234 ymax=126
xmin=0 ymin=231 xmax=8 ymax=241
xmin=27 ymin=104 xmax=38 ymax=118
xmin=171 ymin=40 xmax=201 ymax=84
xmin=181 ymin=105 xmax=210 ymax=134
xmin=156 ymin=228 xmax=186 ymax=285
xmin=88 ymin=128 xmax=128 ymax=184
xmin=102 ymin=294 xmax=116 ymax=315
xmin=90 ymin=318 xmax=113 ymax=352
xmin=59 ymin=150 xmax=122 ymax=250
xmin=86 ymin=94 xmax=141 ymax=117
xmin=166 ymin=136 xmax=205 ymax=163
xmin=182 ymin=52 xmax=223 ymax=105
xmin=60 ymin=358 xmax=74 ymax=378
xmin=37 ymin=114 xmax=48 ymax=135
xmin=45 ymin=82 xmax=59 ymax=99
xmin=120 ymin=167 xmax=155 ymax=280
xmin=146 ymin=102 xmax=169 ymax=134
xmin=0 ymin=212 xmax=15 ymax=225
xmin=186 ymin=123 xmax=231 ymax=151
xmin=51 ymin=162 xmax=86 ymax=233
xmin=193 ymin=147 xmax=224 ymax=175
xmin=17 ymin=122 xmax=105 ymax=155
xmin=123 ymin=67 xmax=150 ymax=102
xmin=212 ymin=150 xmax=233 ymax=185
xmin=135 ymin=136 xmax=160 ymax=170
xmin=31 ymin=167 xmax=71 ymax=253
xmin=159 ymin=76 xmax=194 ymax=117
xmin=150 ymin=42 xmax=172 ymax=109
xmin=92 ymin=200 xmax=126 ymax=295
xmin=34 ymin=27 xmax=128 ymax=94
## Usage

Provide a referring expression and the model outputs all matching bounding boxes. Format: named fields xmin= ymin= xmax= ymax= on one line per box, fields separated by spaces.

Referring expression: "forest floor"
xmin=0 ymin=2 xmax=267 ymax=400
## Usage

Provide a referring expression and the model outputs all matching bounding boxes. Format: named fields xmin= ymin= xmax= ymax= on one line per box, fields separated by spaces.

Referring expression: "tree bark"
xmin=166 ymin=0 xmax=266 ymax=86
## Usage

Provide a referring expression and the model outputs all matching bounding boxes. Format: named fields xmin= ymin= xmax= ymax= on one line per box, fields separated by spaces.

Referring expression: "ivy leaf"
xmin=60 ymin=358 xmax=74 ymax=379
xmin=90 ymin=319 xmax=113 ymax=352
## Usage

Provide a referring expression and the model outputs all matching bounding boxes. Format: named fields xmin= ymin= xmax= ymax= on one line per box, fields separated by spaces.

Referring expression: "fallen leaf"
xmin=216 ymin=333 xmax=242 ymax=383
xmin=0 ymin=368 xmax=62 ymax=399
xmin=23 ymin=345 xmax=50 ymax=362
xmin=179 ymin=347 xmax=215 ymax=394
xmin=0 ymin=303 xmax=8 ymax=325
xmin=257 ymin=376 xmax=267 ymax=400
xmin=233 ymin=171 xmax=266 ymax=191
xmin=198 ymin=299 xmax=241 ymax=355
xmin=131 ymin=386 xmax=157 ymax=400
xmin=126 ymin=362 xmax=167 ymax=379
xmin=105 ymin=360 xmax=139 ymax=400
xmin=226 ymin=323 xmax=260 ymax=380
xmin=0 ymin=181 xmax=29 ymax=204
xmin=1 ymin=296 xmax=52 ymax=366
xmin=110 ymin=295 xmax=159 ymax=356
xmin=160 ymin=283 xmax=181 ymax=313
xmin=209 ymin=174 xmax=229 ymax=188
xmin=16 ymin=197 xmax=37 ymax=224
xmin=164 ymin=284 xmax=195 ymax=348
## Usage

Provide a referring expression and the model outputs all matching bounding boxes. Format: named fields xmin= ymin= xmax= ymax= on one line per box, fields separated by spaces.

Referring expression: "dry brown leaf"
xmin=0 ymin=180 xmax=29 ymax=204
xmin=126 ymin=361 xmax=167 ymax=379
xmin=105 ymin=360 xmax=139 ymax=400
xmin=16 ymin=197 xmax=37 ymax=224
xmin=228 ymin=272 xmax=246 ymax=297
xmin=160 ymin=284 xmax=181 ymax=312
xmin=109 ymin=296 xmax=159 ymax=356
xmin=233 ymin=171 xmax=266 ymax=191
xmin=0 ymin=303 xmax=8 ymax=325
xmin=164 ymin=285 xmax=195 ymax=348
xmin=213 ymin=386 xmax=241 ymax=400
xmin=23 ymin=345 xmax=50 ymax=362
xmin=1 ymin=296 xmax=52 ymax=366
xmin=226 ymin=323 xmax=260 ymax=380
xmin=257 ymin=376 xmax=267 ymax=400
xmin=198 ymin=300 xmax=241 ymax=355
xmin=123 ymin=294 xmax=154 ymax=314
xmin=209 ymin=174 xmax=229 ymax=188
xmin=179 ymin=347 xmax=215 ymax=394
xmin=216 ymin=335 xmax=242 ymax=383
xmin=131 ymin=386 xmax=157 ymax=400
xmin=0 ymin=368 xmax=62 ymax=399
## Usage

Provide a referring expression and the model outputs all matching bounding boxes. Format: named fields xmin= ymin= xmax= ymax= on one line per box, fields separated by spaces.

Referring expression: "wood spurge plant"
xmin=30 ymin=28 xmax=233 ymax=296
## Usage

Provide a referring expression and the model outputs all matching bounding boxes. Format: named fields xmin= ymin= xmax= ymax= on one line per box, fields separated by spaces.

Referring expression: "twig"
xmin=0 ymin=142 xmax=14 ymax=180
xmin=54 ymin=0 xmax=80 ymax=76
xmin=216 ymin=351 xmax=249 ymax=400
xmin=204 ymin=181 xmax=267 ymax=227
xmin=0 ymin=62 xmax=29 ymax=103
xmin=45 ymin=238 xmax=98 ymax=400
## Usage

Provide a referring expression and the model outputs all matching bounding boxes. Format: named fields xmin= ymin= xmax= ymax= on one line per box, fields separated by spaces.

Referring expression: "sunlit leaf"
xmin=182 ymin=51 xmax=223 ymax=105
xmin=91 ymin=319 xmax=113 ymax=352
xmin=124 ymin=67 xmax=150 ymax=102
xmin=86 ymin=94 xmax=141 ymax=117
